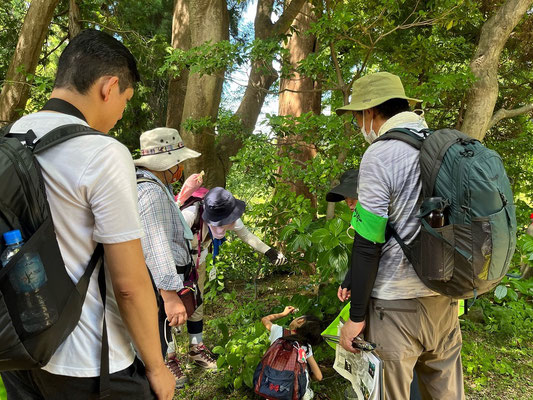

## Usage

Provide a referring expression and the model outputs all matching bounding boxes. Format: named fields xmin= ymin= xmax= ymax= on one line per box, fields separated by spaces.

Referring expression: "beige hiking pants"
xmin=366 ymin=295 xmax=465 ymax=400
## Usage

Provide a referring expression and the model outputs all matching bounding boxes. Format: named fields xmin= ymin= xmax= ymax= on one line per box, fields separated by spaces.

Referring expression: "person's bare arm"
xmin=307 ymin=356 xmax=322 ymax=381
xmin=104 ymin=239 xmax=174 ymax=400
xmin=261 ymin=306 xmax=295 ymax=331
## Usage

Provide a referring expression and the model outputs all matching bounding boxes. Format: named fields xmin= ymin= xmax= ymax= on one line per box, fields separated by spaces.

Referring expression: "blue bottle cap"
xmin=3 ymin=230 xmax=23 ymax=245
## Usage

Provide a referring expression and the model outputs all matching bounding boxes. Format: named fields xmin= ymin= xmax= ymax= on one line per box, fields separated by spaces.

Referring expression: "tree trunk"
xmin=460 ymin=0 xmax=533 ymax=140
xmin=166 ymin=0 xmax=191 ymax=131
xmin=68 ymin=0 xmax=81 ymax=39
xmin=215 ymin=0 xmax=306 ymax=174
xmin=180 ymin=0 xmax=229 ymax=188
xmin=278 ymin=1 xmax=320 ymax=208
xmin=0 ymin=0 xmax=60 ymax=124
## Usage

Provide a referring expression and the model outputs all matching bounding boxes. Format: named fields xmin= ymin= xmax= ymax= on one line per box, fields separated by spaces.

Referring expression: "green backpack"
xmin=375 ymin=128 xmax=517 ymax=299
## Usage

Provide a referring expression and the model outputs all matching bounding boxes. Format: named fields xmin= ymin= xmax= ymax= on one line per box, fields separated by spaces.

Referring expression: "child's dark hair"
xmin=286 ymin=315 xmax=323 ymax=347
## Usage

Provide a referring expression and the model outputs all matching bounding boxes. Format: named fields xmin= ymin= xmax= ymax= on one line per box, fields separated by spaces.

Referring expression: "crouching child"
xmin=254 ymin=306 xmax=323 ymax=400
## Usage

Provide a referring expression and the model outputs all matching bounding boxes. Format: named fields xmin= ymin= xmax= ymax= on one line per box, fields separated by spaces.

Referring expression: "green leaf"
xmin=310 ymin=228 xmax=330 ymax=244
xmin=244 ymin=354 xmax=260 ymax=366
xmin=317 ymin=249 xmax=332 ymax=267
xmin=494 ymin=285 xmax=507 ymax=300
xmin=212 ymin=346 xmax=225 ymax=355
xmin=234 ymin=376 xmax=243 ymax=389
xmin=217 ymin=323 xmax=229 ymax=345
xmin=243 ymin=366 xmax=255 ymax=388
xmin=328 ymin=218 xmax=345 ymax=237
xmin=280 ymin=224 xmax=297 ymax=241
xmin=324 ymin=236 xmax=340 ymax=249
xmin=289 ymin=234 xmax=312 ymax=251
xmin=227 ymin=353 xmax=241 ymax=368
xmin=446 ymin=20 xmax=454 ymax=30
xmin=507 ymin=289 xmax=518 ymax=301
xmin=216 ymin=355 xmax=226 ymax=368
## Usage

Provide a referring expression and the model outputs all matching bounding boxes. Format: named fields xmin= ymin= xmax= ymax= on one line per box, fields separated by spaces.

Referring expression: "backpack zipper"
xmin=456 ymin=143 xmax=475 ymax=224
xmin=0 ymin=140 xmax=40 ymax=231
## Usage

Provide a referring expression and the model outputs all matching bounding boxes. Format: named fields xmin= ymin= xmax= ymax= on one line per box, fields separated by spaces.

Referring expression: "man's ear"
xmin=100 ymin=76 xmax=119 ymax=102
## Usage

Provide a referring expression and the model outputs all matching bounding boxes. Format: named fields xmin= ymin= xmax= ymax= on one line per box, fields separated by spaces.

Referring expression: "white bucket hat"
xmin=133 ymin=127 xmax=201 ymax=171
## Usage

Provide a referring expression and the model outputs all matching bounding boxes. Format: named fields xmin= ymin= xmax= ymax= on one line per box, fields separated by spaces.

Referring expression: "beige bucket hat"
xmin=133 ymin=127 xmax=201 ymax=171
xmin=336 ymin=72 xmax=422 ymax=115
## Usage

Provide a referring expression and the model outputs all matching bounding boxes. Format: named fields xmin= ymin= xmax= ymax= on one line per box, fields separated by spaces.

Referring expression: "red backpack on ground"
xmin=253 ymin=329 xmax=308 ymax=400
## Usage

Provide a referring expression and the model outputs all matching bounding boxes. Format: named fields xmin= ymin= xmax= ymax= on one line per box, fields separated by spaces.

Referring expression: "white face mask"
xmin=361 ymin=112 xmax=378 ymax=144
xmin=208 ymin=222 xmax=236 ymax=239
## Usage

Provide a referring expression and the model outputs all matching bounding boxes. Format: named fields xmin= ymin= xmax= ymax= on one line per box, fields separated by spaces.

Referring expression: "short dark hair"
xmin=54 ymin=29 xmax=140 ymax=94
xmin=287 ymin=315 xmax=323 ymax=347
xmin=373 ymin=98 xmax=410 ymax=119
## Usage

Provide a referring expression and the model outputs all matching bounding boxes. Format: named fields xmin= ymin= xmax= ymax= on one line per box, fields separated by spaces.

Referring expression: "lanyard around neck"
xmin=41 ymin=98 xmax=87 ymax=122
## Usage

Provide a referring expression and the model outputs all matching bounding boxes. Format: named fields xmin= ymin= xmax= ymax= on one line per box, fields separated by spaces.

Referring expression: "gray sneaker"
xmin=188 ymin=343 xmax=217 ymax=370
xmin=165 ymin=356 xmax=188 ymax=388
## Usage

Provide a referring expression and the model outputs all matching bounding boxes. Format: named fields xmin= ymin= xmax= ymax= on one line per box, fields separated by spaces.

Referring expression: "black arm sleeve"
xmin=349 ymin=231 xmax=383 ymax=322
xmin=341 ymin=268 xmax=351 ymax=289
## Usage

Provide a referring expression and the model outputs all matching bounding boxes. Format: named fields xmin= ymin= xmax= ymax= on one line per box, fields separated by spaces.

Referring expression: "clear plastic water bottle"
xmin=1 ymin=230 xmax=58 ymax=333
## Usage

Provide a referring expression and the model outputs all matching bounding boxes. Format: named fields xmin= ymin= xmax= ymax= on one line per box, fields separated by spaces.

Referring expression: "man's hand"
xmin=282 ymin=306 xmax=296 ymax=316
xmin=145 ymin=363 xmax=175 ymax=400
xmin=337 ymin=286 xmax=351 ymax=302
xmin=161 ymin=290 xmax=188 ymax=326
xmin=340 ymin=319 xmax=366 ymax=353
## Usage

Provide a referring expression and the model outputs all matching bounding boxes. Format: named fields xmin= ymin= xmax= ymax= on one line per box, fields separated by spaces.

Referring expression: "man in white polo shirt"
xmin=0 ymin=29 xmax=174 ymax=399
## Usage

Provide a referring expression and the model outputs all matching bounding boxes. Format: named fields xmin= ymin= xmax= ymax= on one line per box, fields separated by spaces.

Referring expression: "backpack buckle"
xmin=459 ymin=149 xmax=474 ymax=157
xmin=25 ymin=130 xmax=37 ymax=148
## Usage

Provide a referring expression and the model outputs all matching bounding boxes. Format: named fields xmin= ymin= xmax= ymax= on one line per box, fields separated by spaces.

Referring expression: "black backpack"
xmin=375 ymin=128 xmax=517 ymax=299
xmin=0 ymin=124 xmax=107 ymax=374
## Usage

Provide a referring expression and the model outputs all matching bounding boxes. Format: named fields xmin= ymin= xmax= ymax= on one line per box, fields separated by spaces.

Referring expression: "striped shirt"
xmin=137 ymin=169 xmax=192 ymax=291
xmin=357 ymin=112 xmax=437 ymax=300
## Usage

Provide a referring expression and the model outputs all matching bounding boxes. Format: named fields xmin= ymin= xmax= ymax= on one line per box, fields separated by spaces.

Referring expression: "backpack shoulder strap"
xmin=181 ymin=197 xmax=204 ymax=234
xmin=136 ymin=176 xmax=161 ymax=186
xmin=373 ymin=127 xmax=429 ymax=150
xmin=1 ymin=123 xmax=15 ymax=138
xmin=181 ymin=195 xmax=203 ymax=210
xmin=33 ymin=124 xmax=107 ymax=154
xmin=282 ymin=328 xmax=293 ymax=338
xmin=2 ymin=123 xmax=40 ymax=150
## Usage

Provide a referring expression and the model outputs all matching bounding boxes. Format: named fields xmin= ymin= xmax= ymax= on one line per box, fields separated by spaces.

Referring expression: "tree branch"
xmin=273 ymin=0 xmax=307 ymax=35
xmin=40 ymin=34 xmax=68 ymax=63
xmin=488 ymin=103 xmax=533 ymax=130
xmin=330 ymin=42 xmax=348 ymax=100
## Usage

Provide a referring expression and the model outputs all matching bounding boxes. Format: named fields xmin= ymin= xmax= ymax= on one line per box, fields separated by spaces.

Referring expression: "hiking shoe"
xmin=165 ymin=357 xmax=188 ymax=388
xmin=188 ymin=343 xmax=217 ymax=369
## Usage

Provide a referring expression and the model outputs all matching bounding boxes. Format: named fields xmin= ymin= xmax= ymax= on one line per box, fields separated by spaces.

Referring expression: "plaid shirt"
xmin=137 ymin=169 xmax=192 ymax=291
